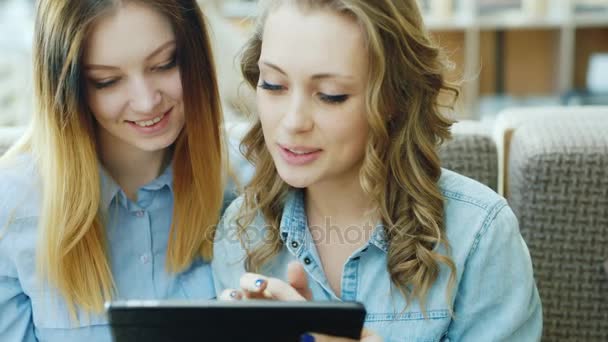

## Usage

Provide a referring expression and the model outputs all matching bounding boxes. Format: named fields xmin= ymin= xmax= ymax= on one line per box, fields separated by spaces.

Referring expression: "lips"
xmin=126 ymin=107 xmax=173 ymax=134
xmin=278 ymin=144 xmax=322 ymax=166
xmin=127 ymin=108 xmax=172 ymax=126
xmin=281 ymin=145 xmax=322 ymax=154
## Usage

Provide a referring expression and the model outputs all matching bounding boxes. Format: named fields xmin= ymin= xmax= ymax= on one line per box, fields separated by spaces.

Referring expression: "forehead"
xmin=84 ymin=2 xmax=175 ymax=64
xmin=260 ymin=4 xmax=368 ymax=76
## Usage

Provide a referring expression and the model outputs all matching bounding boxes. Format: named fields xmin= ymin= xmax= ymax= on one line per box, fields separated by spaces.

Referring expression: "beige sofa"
xmin=504 ymin=108 xmax=608 ymax=341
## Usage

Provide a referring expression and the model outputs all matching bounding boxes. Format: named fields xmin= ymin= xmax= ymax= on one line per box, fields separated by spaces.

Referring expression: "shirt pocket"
xmin=364 ymin=310 xmax=451 ymax=342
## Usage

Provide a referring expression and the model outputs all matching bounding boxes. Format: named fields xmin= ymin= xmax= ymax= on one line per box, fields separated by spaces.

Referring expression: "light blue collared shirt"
xmin=212 ymin=169 xmax=543 ymax=342
xmin=0 ymin=155 xmax=215 ymax=341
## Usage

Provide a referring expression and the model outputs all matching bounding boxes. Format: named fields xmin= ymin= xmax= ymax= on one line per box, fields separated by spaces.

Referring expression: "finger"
xmin=301 ymin=333 xmax=356 ymax=342
xmin=287 ymin=261 xmax=312 ymax=300
xmin=239 ymin=273 xmax=269 ymax=294
xmin=238 ymin=273 xmax=275 ymax=299
xmin=264 ymin=276 xmax=306 ymax=301
xmin=300 ymin=329 xmax=383 ymax=342
xmin=240 ymin=272 xmax=305 ymax=300
xmin=218 ymin=289 xmax=243 ymax=301
xmin=242 ymin=288 xmax=272 ymax=300
xmin=361 ymin=329 xmax=384 ymax=342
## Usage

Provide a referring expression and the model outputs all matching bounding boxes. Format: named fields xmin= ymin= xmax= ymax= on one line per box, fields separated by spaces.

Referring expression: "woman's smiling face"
xmin=84 ymin=2 xmax=185 ymax=154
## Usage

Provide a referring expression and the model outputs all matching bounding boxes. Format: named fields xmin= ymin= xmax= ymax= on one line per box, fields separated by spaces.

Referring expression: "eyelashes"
xmin=153 ymin=55 xmax=178 ymax=71
xmin=92 ymin=80 xmax=117 ymax=90
xmin=258 ymin=80 xmax=349 ymax=104
xmin=318 ymin=94 xmax=349 ymax=104
xmin=258 ymin=80 xmax=284 ymax=92
xmin=90 ymin=54 xmax=178 ymax=90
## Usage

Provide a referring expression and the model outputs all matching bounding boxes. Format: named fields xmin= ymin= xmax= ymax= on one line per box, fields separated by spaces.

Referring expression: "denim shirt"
xmin=0 ymin=155 xmax=215 ymax=342
xmin=212 ymin=169 xmax=543 ymax=342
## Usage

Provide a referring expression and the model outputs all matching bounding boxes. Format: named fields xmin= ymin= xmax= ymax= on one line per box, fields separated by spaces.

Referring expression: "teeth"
xmin=288 ymin=148 xmax=313 ymax=155
xmin=134 ymin=114 xmax=164 ymax=127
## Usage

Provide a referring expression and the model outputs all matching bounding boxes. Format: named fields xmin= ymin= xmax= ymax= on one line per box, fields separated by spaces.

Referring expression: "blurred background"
xmin=220 ymin=0 xmax=608 ymax=121
xmin=1 ymin=0 xmax=607 ymax=125
xmin=0 ymin=2 xmax=606 ymax=340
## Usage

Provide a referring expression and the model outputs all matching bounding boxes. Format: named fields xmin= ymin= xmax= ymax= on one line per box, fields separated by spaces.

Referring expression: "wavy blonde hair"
xmin=237 ymin=0 xmax=459 ymax=313
xmin=2 ymin=0 xmax=224 ymax=316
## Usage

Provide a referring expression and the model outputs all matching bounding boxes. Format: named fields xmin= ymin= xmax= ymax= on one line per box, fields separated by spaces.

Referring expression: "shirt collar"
xmin=369 ymin=223 xmax=389 ymax=252
xmin=99 ymin=163 xmax=173 ymax=210
xmin=100 ymin=166 xmax=121 ymax=210
xmin=279 ymin=189 xmax=307 ymax=246
xmin=142 ymin=163 xmax=173 ymax=192
xmin=278 ymin=189 xmax=389 ymax=253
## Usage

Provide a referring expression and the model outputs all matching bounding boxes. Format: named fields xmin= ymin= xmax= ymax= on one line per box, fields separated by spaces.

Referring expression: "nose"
xmin=128 ymin=76 xmax=161 ymax=114
xmin=281 ymin=92 xmax=314 ymax=133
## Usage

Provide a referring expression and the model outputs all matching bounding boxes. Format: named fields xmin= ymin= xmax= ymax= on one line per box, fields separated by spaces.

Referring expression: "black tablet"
xmin=106 ymin=299 xmax=366 ymax=342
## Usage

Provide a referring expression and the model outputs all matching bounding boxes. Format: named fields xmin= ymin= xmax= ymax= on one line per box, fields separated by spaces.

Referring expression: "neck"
xmin=98 ymin=129 xmax=169 ymax=201
xmin=305 ymin=172 xmax=376 ymax=229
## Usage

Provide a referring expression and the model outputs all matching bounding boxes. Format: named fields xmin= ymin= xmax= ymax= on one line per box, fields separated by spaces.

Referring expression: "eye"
xmin=153 ymin=56 xmax=178 ymax=72
xmin=92 ymin=78 xmax=119 ymax=90
xmin=258 ymin=80 xmax=285 ymax=92
xmin=319 ymin=93 xmax=349 ymax=104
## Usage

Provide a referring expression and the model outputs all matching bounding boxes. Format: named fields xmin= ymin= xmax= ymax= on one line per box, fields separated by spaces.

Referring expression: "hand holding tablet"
xmin=107 ymin=262 xmax=378 ymax=341
xmin=218 ymin=262 xmax=382 ymax=342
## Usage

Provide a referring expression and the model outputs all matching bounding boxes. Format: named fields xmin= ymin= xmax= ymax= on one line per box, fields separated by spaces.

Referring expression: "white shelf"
xmin=420 ymin=0 xmax=608 ymax=31
xmin=418 ymin=0 xmax=608 ymax=118
xmin=573 ymin=14 xmax=608 ymax=27
xmin=476 ymin=15 xmax=564 ymax=29
xmin=425 ymin=16 xmax=474 ymax=30
xmin=423 ymin=14 xmax=608 ymax=31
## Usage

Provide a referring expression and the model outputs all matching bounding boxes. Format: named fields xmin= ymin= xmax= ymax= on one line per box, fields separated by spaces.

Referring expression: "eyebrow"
xmin=85 ymin=40 xmax=176 ymax=70
xmin=259 ymin=60 xmax=354 ymax=80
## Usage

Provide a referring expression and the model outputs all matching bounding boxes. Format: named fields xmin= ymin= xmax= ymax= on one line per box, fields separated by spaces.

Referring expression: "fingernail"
xmin=300 ymin=334 xmax=315 ymax=342
xmin=254 ymin=278 xmax=265 ymax=288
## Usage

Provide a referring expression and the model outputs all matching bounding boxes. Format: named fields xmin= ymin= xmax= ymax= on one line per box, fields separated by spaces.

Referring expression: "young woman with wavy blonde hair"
xmin=212 ymin=0 xmax=542 ymax=341
xmin=0 ymin=0 xmax=226 ymax=340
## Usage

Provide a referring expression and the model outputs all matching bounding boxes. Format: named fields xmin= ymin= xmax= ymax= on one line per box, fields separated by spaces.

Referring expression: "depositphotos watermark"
xmin=210 ymin=216 xmax=380 ymax=245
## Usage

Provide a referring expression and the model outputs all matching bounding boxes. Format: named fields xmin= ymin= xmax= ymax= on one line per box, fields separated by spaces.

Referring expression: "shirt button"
xmin=134 ymin=210 xmax=145 ymax=217
xmin=140 ymin=253 xmax=151 ymax=264
xmin=303 ymin=257 xmax=311 ymax=265
xmin=290 ymin=241 xmax=299 ymax=249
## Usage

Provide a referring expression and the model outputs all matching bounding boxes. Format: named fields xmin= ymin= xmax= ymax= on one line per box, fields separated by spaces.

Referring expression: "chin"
xmin=135 ymin=135 xmax=178 ymax=153
xmin=282 ymin=179 xmax=309 ymax=189
xmin=276 ymin=168 xmax=315 ymax=189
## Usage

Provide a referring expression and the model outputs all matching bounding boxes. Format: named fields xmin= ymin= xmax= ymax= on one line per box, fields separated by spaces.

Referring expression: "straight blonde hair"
xmin=2 ymin=0 xmax=225 ymax=317
xmin=237 ymin=0 xmax=458 ymax=315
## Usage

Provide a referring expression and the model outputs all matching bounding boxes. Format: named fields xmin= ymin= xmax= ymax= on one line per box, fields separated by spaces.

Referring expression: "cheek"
xmin=256 ymin=91 xmax=269 ymax=116
xmin=164 ymin=71 xmax=183 ymax=101
xmin=328 ymin=110 xmax=369 ymax=155
xmin=87 ymin=91 xmax=126 ymax=123
xmin=350 ymin=118 xmax=369 ymax=154
xmin=257 ymin=93 xmax=281 ymax=133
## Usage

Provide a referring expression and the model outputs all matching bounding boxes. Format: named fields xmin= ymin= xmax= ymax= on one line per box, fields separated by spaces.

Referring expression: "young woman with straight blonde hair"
xmin=212 ymin=0 xmax=542 ymax=341
xmin=0 ymin=0 xmax=226 ymax=340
